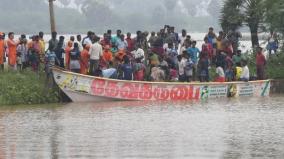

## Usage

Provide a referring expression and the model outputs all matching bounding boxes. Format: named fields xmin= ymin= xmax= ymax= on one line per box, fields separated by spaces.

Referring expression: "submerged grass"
xmin=0 ymin=69 xmax=59 ymax=105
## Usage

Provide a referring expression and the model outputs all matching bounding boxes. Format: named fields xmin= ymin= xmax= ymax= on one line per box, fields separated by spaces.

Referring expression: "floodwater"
xmin=0 ymin=96 xmax=284 ymax=159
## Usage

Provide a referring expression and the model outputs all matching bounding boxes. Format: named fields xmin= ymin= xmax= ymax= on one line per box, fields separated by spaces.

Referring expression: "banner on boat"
xmin=53 ymin=70 xmax=271 ymax=101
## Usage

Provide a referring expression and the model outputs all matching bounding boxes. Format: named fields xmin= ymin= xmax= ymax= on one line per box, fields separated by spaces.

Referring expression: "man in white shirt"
xmin=89 ymin=36 xmax=103 ymax=75
xmin=82 ymin=31 xmax=93 ymax=47
xmin=76 ymin=35 xmax=83 ymax=52
xmin=240 ymin=60 xmax=250 ymax=82
xmin=177 ymin=55 xmax=187 ymax=82
xmin=131 ymin=44 xmax=145 ymax=61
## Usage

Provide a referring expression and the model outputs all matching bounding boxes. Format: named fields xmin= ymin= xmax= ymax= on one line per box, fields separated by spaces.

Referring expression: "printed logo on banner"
xmin=90 ymin=79 xmax=201 ymax=100
xmin=209 ymin=85 xmax=228 ymax=98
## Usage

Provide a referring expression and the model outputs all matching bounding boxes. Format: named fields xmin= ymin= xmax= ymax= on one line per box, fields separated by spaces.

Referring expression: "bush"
xmin=0 ymin=70 xmax=59 ymax=105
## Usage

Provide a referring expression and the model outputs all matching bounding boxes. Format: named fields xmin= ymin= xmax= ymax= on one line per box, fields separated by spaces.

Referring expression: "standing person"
xmin=215 ymin=64 xmax=225 ymax=82
xmin=131 ymin=44 xmax=145 ymax=62
xmin=205 ymin=27 xmax=217 ymax=47
xmin=187 ymin=41 xmax=200 ymax=81
xmin=39 ymin=31 xmax=45 ymax=63
xmin=198 ymin=52 xmax=210 ymax=82
xmin=45 ymin=44 xmax=59 ymax=87
xmin=240 ymin=60 xmax=250 ymax=82
xmin=101 ymin=45 xmax=113 ymax=69
xmin=30 ymin=35 xmax=41 ymax=72
xmin=117 ymin=34 xmax=128 ymax=51
xmin=216 ymin=31 xmax=224 ymax=51
xmin=89 ymin=36 xmax=103 ymax=75
xmin=48 ymin=31 xmax=59 ymax=52
xmin=179 ymin=29 xmax=187 ymax=47
xmin=206 ymin=27 xmax=217 ymax=61
xmin=133 ymin=58 xmax=146 ymax=81
xmin=0 ymin=32 xmax=5 ymax=71
xmin=55 ymin=36 xmax=65 ymax=68
xmin=80 ymin=45 xmax=90 ymax=75
xmin=7 ymin=32 xmax=18 ymax=70
xmin=177 ymin=54 xmax=187 ymax=82
xmin=232 ymin=50 xmax=243 ymax=66
xmin=69 ymin=43 xmax=81 ymax=73
xmin=148 ymin=32 xmax=157 ymax=48
xmin=126 ymin=32 xmax=134 ymax=53
xmin=227 ymin=30 xmax=242 ymax=54
xmin=100 ymin=33 xmax=111 ymax=48
xmin=119 ymin=56 xmax=133 ymax=80
xmin=256 ymin=47 xmax=266 ymax=80
xmin=112 ymin=29 xmax=122 ymax=45
xmin=202 ymin=37 xmax=213 ymax=63
xmin=184 ymin=52 xmax=194 ymax=82
xmin=65 ymin=41 xmax=73 ymax=70
xmin=267 ymin=32 xmax=279 ymax=55
xmin=82 ymin=31 xmax=93 ymax=47
xmin=76 ymin=35 xmax=83 ymax=52
xmin=16 ymin=38 xmax=28 ymax=70
xmin=179 ymin=29 xmax=187 ymax=55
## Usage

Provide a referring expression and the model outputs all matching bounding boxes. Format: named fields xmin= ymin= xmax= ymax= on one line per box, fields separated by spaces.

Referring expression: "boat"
xmin=52 ymin=67 xmax=271 ymax=102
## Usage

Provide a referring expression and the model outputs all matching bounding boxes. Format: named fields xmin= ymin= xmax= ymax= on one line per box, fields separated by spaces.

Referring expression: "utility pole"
xmin=49 ymin=0 xmax=56 ymax=33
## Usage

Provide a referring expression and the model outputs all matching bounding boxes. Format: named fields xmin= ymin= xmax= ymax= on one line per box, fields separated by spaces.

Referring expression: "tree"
xmin=264 ymin=0 xmax=284 ymax=34
xmin=219 ymin=0 xmax=243 ymax=33
xmin=220 ymin=0 xmax=265 ymax=47
xmin=242 ymin=0 xmax=265 ymax=47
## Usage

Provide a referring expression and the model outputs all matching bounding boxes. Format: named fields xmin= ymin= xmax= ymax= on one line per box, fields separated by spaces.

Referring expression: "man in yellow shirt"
xmin=39 ymin=32 xmax=45 ymax=63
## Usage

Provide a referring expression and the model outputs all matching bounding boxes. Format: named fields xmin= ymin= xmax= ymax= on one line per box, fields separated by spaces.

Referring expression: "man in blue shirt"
xmin=119 ymin=56 xmax=133 ymax=80
xmin=187 ymin=41 xmax=200 ymax=81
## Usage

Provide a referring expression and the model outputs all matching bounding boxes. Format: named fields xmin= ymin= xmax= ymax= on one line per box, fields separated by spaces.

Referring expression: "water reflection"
xmin=0 ymin=96 xmax=283 ymax=159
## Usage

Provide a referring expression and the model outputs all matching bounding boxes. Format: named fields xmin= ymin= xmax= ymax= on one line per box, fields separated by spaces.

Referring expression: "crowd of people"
xmin=0 ymin=25 xmax=271 ymax=83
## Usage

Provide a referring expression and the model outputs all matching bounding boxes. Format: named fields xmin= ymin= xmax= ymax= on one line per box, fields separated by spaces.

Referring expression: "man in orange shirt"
xmin=0 ymin=32 xmax=5 ymax=71
xmin=7 ymin=32 xmax=18 ymax=70
xmin=65 ymin=41 xmax=73 ymax=70
xmin=103 ymin=45 xmax=113 ymax=63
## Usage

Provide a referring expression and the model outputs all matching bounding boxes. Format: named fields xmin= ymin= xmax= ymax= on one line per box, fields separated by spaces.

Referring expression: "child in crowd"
xmin=198 ymin=52 xmax=210 ymax=82
xmin=184 ymin=53 xmax=194 ymax=82
xmin=133 ymin=58 xmax=146 ymax=81
xmin=215 ymin=64 xmax=225 ymax=82
xmin=240 ymin=60 xmax=250 ymax=82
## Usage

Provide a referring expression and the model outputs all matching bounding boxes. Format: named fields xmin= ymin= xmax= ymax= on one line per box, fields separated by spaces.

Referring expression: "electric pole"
xmin=49 ymin=0 xmax=56 ymax=33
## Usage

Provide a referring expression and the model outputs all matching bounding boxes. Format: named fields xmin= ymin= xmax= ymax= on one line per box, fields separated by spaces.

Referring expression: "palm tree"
xmin=242 ymin=0 xmax=265 ymax=47
xmin=219 ymin=0 xmax=243 ymax=33
xmin=220 ymin=0 xmax=265 ymax=48
xmin=264 ymin=0 xmax=284 ymax=34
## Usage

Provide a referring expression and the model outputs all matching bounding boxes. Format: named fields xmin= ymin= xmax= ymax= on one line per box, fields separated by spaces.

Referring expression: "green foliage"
xmin=247 ymin=51 xmax=284 ymax=79
xmin=264 ymin=0 xmax=284 ymax=33
xmin=220 ymin=0 xmax=243 ymax=32
xmin=0 ymin=70 xmax=59 ymax=106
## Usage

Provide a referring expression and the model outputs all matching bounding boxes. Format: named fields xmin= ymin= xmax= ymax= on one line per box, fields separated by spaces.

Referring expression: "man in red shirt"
xmin=125 ymin=33 xmax=134 ymax=54
xmin=256 ymin=47 xmax=266 ymax=80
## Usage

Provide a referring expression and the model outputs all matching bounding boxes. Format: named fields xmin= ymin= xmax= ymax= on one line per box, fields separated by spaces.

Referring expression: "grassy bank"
xmin=247 ymin=51 xmax=284 ymax=79
xmin=0 ymin=70 xmax=59 ymax=105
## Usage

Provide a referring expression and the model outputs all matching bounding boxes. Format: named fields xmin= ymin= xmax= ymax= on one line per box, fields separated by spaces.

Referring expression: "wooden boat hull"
xmin=52 ymin=67 xmax=270 ymax=102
